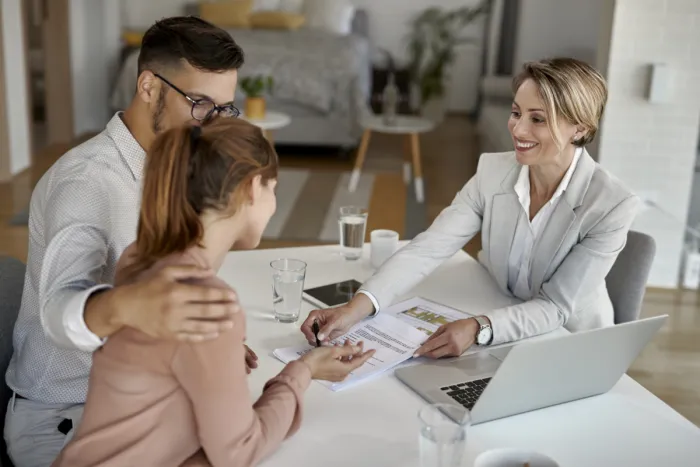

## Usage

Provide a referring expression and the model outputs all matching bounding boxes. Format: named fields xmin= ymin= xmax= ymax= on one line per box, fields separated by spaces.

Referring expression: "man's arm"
xmin=39 ymin=177 xmax=240 ymax=352
xmin=82 ymin=289 xmax=123 ymax=340
xmin=83 ymin=242 xmax=137 ymax=340
xmin=38 ymin=176 xmax=117 ymax=351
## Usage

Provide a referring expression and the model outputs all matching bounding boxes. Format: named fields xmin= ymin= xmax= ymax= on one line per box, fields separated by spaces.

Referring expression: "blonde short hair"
xmin=512 ymin=58 xmax=608 ymax=148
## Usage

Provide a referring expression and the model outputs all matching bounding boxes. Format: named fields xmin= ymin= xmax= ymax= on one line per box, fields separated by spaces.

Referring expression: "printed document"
xmin=273 ymin=313 xmax=426 ymax=391
xmin=273 ymin=297 xmax=473 ymax=391
xmin=388 ymin=297 xmax=473 ymax=336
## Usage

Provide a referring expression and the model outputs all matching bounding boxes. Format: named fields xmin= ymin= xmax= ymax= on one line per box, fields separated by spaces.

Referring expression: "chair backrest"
xmin=0 ymin=256 xmax=25 ymax=467
xmin=605 ymin=231 xmax=656 ymax=324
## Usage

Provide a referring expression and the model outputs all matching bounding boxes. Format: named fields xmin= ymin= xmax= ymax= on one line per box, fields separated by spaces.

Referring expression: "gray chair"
xmin=605 ymin=230 xmax=656 ymax=324
xmin=0 ymin=256 xmax=25 ymax=467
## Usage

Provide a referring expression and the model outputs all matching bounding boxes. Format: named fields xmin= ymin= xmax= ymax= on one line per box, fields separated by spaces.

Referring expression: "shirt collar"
xmin=514 ymin=146 xmax=583 ymax=209
xmin=106 ymin=112 xmax=146 ymax=180
xmin=553 ymin=146 xmax=583 ymax=200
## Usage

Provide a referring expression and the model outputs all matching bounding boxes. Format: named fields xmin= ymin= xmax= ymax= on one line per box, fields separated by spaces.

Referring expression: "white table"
xmin=218 ymin=244 xmax=700 ymax=467
xmin=350 ymin=115 xmax=435 ymax=203
xmin=241 ymin=111 xmax=291 ymax=144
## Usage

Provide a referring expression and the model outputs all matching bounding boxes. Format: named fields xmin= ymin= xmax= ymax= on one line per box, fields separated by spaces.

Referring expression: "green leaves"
xmin=240 ymin=75 xmax=274 ymax=98
xmin=406 ymin=0 xmax=491 ymax=105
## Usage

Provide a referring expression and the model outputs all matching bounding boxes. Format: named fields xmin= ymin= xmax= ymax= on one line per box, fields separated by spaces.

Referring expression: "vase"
xmin=382 ymin=73 xmax=399 ymax=126
xmin=245 ymin=97 xmax=266 ymax=119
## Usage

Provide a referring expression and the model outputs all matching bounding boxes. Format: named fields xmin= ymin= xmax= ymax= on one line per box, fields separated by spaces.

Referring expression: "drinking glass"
xmin=418 ymin=403 xmax=471 ymax=467
xmin=270 ymin=259 xmax=307 ymax=323
xmin=338 ymin=206 xmax=368 ymax=260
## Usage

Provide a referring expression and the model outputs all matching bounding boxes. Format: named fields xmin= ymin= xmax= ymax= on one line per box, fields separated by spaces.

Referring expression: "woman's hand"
xmin=244 ymin=345 xmax=258 ymax=374
xmin=300 ymin=294 xmax=375 ymax=345
xmin=414 ymin=318 xmax=479 ymax=359
xmin=300 ymin=340 xmax=376 ymax=382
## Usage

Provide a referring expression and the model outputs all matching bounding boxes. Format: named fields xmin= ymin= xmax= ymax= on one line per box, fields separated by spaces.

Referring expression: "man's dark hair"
xmin=137 ymin=16 xmax=244 ymax=77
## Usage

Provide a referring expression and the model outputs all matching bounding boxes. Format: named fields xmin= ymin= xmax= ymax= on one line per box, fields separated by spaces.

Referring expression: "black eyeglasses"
xmin=154 ymin=73 xmax=240 ymax=121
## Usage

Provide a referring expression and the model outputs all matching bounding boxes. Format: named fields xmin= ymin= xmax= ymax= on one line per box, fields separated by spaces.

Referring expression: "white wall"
xmin=120 ymin=0 xmax=189 ymax=29
xmin=1 ymin=0 xmax=31 ymax=175
xmin=596 ymin=0 xmax=700 ymax=288
xmin=119 ymin=0 xmax=488 ymax=112
xmin=514 ymin=0 xmax=605 ymax=68
xmin=353 ymin=0 xmax=486 ymax=112
xmin=69 ymin=0 xmax=122 ymax=136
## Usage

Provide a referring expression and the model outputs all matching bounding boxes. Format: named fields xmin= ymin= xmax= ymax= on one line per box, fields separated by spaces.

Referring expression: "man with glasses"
xmin=5 ymin=17 xmax=246 ymax=466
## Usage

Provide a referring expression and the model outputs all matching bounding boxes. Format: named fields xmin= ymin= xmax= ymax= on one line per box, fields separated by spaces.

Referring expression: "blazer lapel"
xmin=529 ymin=150 xmax=597 ymax=294
xmin=529 ymin=201 xmax=576 ymax=294
xmin=489 ymin=165 xmax=522 ymax=292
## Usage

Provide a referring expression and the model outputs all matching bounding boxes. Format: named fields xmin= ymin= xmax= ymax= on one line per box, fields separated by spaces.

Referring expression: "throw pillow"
xmin=252 ymin=0 xmax=280 ymax=12
xmin=122 ymin=30 xmax=145 ymax=47
xmin=278 ymin=0 xmax=304 ymax=13
xmin=200 ymin=0 xmax=254 ymax=28
xmin=250 ymin=12 xmax=306 ymax=30
xmin=303 ymin=0 xmax=355 ymax=35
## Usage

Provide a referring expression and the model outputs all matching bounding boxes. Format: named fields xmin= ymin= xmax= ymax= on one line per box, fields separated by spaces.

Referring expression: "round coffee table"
xmin=240 ymin=111 xmax=291 ymax=144
xmin=350 ymin=114 xmax=435 ymax=203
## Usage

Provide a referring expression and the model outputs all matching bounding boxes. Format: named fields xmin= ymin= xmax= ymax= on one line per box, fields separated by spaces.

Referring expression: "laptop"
xmin=395 ymin=315 xmax=667 ymax=424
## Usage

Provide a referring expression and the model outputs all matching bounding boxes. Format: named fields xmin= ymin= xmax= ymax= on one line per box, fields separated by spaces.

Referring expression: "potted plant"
xmin=240 ymin=75 xmax=274 ymax=119
xmin=406 ymin=0 xmax=491 ymax=123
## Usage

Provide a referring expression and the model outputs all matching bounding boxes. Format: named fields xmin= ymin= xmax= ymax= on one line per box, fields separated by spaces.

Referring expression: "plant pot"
xmin=421 ymin=97 xmax=446 ymax=125
xmin=245 ymin=97 xmax=266 ymax=119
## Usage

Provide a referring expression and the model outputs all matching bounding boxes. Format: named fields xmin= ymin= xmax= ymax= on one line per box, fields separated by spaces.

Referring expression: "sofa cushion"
xmin=480 ymin=75 xmax=514 ymax=102
xmin=278 ymin=0 xmax=303 ymax=12
xmin=303 ymin=0 xmax=355 ymax=35
xmin=250 ymin=11 xmax=305 ymax=30
xmin=121 ymin=29 xmax=145 ymax=47
xmin=252 ymin=0 xmax=280 ymax=11
xmin=200 ymin=0 xmax=254 ymax=28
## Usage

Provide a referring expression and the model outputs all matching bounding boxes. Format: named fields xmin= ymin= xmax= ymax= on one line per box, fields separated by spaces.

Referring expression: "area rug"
xmin=264 ymin=168 xmax=426 ymax=241
xmin=8 ymin=168 xmax=428 ymax=242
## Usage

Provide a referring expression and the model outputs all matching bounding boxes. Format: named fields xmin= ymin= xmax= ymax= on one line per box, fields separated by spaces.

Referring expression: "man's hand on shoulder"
xmin=84 ymin=264 xmax=241 ymax=342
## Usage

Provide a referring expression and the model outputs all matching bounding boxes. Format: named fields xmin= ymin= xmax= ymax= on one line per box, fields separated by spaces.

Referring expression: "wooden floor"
xmin=0 ymin=116 xmax=698 ymax=426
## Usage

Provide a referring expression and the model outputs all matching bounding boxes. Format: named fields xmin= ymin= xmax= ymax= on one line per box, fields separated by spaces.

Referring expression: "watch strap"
xmin=474 ymin=315 xmax=489 ymax=329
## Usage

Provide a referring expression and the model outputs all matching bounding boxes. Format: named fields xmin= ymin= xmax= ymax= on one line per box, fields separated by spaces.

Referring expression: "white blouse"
xmin=507 ymin=147 xmax=582 ymax=299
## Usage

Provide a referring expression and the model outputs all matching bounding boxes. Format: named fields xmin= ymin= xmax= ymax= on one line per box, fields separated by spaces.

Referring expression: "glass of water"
xmin=270 ymin=259 xmax=307 ymax=323
xmin=338 ymin=206 xmax=368 ymax=260
xmin=418 ymin=403 xmax=471 ymax=467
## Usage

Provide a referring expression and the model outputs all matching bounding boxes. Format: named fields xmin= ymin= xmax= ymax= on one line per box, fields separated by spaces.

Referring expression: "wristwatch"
xmin=474 ymin=316 xmax=493 ymax=346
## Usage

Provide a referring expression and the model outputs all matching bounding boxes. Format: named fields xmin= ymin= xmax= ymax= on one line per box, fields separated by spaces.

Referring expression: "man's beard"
xmin=151 ymin=87 xmax=167 ymax=134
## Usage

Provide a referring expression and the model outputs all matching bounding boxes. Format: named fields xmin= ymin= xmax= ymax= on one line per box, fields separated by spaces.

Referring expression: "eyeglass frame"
xmin=154 ymin=73 xmax=240 ymax=121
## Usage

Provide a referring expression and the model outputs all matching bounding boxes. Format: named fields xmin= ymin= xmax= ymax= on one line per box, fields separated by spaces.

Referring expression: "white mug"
xmin=370 ymin=229 xmax=399 ymax=269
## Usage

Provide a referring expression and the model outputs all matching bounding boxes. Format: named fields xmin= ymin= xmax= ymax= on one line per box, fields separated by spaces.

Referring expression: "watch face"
xmin=477 ymin=327 xmax=492 ymax=345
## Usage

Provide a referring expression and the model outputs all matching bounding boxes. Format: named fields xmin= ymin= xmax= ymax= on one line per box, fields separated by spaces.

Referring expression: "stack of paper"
xmin=273 ymin=297 xmax=473 ymax=391
xmin=390 ymin=297 xmax=474 ymax=336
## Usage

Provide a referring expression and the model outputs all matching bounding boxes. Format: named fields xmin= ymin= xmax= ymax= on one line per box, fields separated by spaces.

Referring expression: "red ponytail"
xmin=126 ymin=119 xmax=278 ymax=276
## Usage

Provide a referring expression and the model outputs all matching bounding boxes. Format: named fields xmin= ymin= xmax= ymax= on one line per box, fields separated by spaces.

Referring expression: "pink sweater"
xmin=53 ymin=249 xmax=312 ymax=467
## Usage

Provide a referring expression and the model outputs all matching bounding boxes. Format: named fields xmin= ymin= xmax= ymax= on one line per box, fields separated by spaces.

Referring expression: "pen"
xmin=312 ymin=320 xmax=321 ymax=347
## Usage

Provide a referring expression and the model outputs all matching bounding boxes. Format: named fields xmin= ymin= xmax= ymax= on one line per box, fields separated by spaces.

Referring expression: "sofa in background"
xmin=476 ymin=75 xmax=514 ymax=153
xmin=111 ymin=6 xmax=372 ymax=150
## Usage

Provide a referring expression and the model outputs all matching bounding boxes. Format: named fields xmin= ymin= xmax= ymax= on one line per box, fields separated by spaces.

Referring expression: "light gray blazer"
xmin=361 ymin=150 xmax=640 ymax=345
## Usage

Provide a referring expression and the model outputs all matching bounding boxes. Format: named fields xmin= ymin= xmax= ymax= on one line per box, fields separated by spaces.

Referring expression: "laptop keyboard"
xmin=440 ymin=378 xmax=491 ymax=410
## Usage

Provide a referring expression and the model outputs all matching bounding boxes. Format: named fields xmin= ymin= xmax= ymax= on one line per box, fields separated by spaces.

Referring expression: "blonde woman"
xmin=302 ymin=57 xmax=640 ymax=358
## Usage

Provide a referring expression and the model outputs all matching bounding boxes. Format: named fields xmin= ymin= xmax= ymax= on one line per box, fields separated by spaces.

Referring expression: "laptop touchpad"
xmin=441 ymin=351 xmax=502 ymax=378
